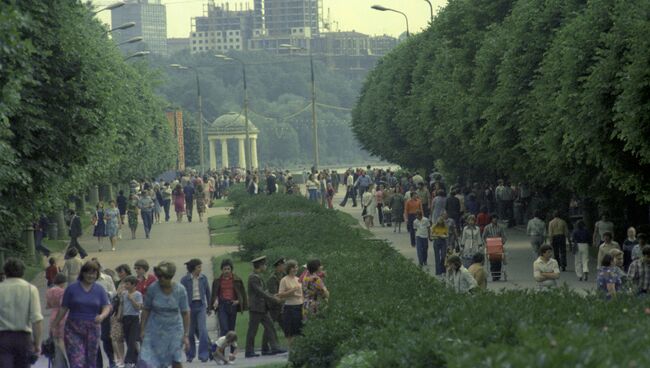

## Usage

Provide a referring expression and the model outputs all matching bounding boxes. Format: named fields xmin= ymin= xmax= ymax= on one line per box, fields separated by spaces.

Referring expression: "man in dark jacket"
xmin=184 ymin=182 xmax=195 ymax=222
xmin=446 ymin=189 xmax=461 ymax=232
xmin=262 ymin=258 xmax=285 ymax=353
xmin=210 ymin=259 xmax=248 ymax=337
xmin=266 ymin=173 xmax=277 ymax=195
xmin=66 ymin=209 xmax=87 ymax=259
xmin=245 ymin=256 xmax=285 ymax=358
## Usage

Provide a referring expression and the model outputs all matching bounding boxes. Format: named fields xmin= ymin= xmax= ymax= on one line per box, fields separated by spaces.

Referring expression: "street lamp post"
xmin=169 ymin=64 xmax=205 ymax=175
xmin=124 ymin=51 xmax=150 ymax=60
xmin=371 ymin=5 xmax=410 ymax=37
xmin=117 ymin=36 xmax=143 ymax=46
xmin=93 ymin=0 xmax=125 ymax=15
xmin=424 ymin=0 xmax=434 ymax=22
xmin=280 ymin=44 xmax=319 ymax=170
xmin=215 ymin=54 xmax=252 ymax=171
xmin=105 ymin=21 xmax=135 ymax=34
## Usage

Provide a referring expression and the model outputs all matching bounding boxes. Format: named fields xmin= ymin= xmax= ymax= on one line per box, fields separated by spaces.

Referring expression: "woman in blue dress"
xmin=597 ymin=254 xmax=622 ymax=299
xmin=105 ymin=199 xmax=120 ymax=252
xmin=138 ymin=261 xmax=190 ymax=368
xmin=93 ymin=202 xmax=107 ymax=251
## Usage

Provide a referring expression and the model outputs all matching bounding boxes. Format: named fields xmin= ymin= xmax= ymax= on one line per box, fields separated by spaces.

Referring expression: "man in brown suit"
xmin=245 ymin=256 xmax=286 ymax=358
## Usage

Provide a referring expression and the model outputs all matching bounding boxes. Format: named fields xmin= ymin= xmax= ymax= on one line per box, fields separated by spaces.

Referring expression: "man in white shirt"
xmin=0 ymin=258 xmax=43 ymax=367
xmin=533 ymin=244 xmax=560 ymax=290
xmin=413 ymin=211 xmax=431 ymax=267
xmin=338 ymin=170 xmax=357 ymax=207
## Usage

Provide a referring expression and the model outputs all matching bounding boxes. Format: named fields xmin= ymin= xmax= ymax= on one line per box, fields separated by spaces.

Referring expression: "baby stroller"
xmin=485 ymin=237 xmax=507 ymax=281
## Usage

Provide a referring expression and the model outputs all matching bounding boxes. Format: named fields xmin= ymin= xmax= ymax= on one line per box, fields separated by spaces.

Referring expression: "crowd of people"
xmin=56 ymin=169 xmax=254 ymax=259
xmin=1 ymin=253 xmax=329 ymax=368
xmin=330 ymin=166 xmax=650 ymax=298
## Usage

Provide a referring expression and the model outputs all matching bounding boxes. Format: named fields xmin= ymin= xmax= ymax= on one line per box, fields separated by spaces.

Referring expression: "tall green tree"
xmin=0 ymin=0 xmax=175 ymax=250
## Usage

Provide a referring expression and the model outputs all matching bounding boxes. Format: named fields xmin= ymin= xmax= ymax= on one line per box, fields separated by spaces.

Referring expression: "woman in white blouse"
xmin=276 ymin=260 xmax=304 ymax=349
xmin=461 ymin=215 xmax=483 ymax=268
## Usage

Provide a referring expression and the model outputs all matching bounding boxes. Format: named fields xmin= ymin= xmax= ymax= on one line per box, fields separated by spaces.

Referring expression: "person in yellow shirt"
xmin=431 ymin=216 xmax=449 ymax=275
xmin=547 ymin=211 xmax=570 ymax=271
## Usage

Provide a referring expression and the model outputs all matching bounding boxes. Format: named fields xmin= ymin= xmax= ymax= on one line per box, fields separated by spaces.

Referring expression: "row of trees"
xmin=352 ymin=0 xmax=650 ymax=215
xmin=150 ymin=51 xmax=372 ymax=168
xmin=0 ymin=1 xmax=176 ymax=250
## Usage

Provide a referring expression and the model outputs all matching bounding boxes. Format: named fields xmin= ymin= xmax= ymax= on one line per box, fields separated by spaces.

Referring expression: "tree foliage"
xmin=352 ymin=0 xmax=650 ymax=205
xmin=0 ymin=0 xmax=175 ymax=248
xmin=150 ymin=51 xmax=371 ymax=168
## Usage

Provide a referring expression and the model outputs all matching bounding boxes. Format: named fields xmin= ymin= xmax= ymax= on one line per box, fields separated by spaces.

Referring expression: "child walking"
xmin=120 ymin=275 xmax=143 ymax=368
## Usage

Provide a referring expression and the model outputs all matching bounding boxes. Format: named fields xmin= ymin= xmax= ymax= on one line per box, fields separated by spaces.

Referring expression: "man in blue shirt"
xmin=184 ymin=181 xmax=195 ymax=223
xmin=355 ymin=171 xmax=372 ymax=202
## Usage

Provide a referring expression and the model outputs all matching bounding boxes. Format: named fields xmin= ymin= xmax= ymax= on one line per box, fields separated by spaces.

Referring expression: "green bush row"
xmin=229 ymin=188 xmax=650 ymax=367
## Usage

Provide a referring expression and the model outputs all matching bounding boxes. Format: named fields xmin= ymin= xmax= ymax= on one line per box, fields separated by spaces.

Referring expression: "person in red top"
xmin=210 ymin=259 xmax=247 ymax=337
xmin=404 ymin=192 xmax=424 ymax=247
xmin=45 ymin=257 xmax=60 ymax=287
xmin=133 ymin=259 xmax=158 ymax=296
xmin=476 ymin=206 xmax=490 ymax=235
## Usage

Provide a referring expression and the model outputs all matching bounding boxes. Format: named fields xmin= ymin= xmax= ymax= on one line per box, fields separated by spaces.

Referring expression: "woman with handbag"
xmin=52 ymin=260 xmax=112 ymax=368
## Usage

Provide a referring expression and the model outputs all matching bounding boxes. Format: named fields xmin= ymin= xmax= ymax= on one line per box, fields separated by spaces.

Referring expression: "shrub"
xmin=229 ymin=187 xmax=650 ymax=367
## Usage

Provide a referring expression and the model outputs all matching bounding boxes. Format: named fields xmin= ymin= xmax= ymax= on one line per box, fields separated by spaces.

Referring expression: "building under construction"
xmin=190 ymin=0 xmax=323 ymax=54
xmin=188 ymin=0 xmax=396 ymax=61
xmin=190 ymin=2 xmax=259 ymax=53
xmin=264 ymin=0 xmax=322 ymax=36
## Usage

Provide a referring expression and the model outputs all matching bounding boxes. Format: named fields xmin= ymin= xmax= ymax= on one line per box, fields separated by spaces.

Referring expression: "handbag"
xmin=41 ymin=337 xmax=55 ymax=360
xmin=361 ymin=206 xmax=367 ymax=217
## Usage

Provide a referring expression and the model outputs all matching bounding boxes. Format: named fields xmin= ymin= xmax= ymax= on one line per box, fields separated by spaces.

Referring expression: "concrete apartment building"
xmin=111 ymin=0 xmax=167 ymax=55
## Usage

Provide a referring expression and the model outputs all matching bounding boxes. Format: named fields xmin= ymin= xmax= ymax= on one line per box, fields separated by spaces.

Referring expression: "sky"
xmin=94 ymin=0 xmax=448 ymax=38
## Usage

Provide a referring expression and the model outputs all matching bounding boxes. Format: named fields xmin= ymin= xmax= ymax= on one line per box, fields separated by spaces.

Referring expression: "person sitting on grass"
xmin=213 ymin=331 xmax=238 ymax=365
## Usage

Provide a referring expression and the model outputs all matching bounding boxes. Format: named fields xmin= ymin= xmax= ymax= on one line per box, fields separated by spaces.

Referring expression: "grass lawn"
xmin=209 ymin=214 xmax=239 ymax=246
xmin=211 ymin=253 xmax=288 ymax=349
xmin=208 ymin=214 xmax=238 ymax=230
xmin=211 ymin=199 xmax=233 ymax=208
xmin=43 ymin=238 xmax=68 ymax=254
xmin=211 ymin=231 xmax=239 ymax=246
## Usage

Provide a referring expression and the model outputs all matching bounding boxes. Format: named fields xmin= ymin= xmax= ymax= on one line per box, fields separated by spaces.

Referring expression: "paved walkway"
xmin=32 ymin=205 xmax=287 ymax=368
xmin=332 ymin=190 xmax=598 ymax=292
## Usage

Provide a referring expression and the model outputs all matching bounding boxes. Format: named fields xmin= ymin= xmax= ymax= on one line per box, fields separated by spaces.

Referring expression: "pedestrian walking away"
xmin=526 ymin=211 xmax=546 ymax=259
xmin=547 ymin=211 xmax=569 ymax=271
xmin=571 ymin=220 xmax=591 ymax=281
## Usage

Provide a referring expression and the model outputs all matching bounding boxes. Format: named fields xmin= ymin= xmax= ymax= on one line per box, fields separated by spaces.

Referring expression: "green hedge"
xmin=229 ymin=188 xmax=650 ymax=367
